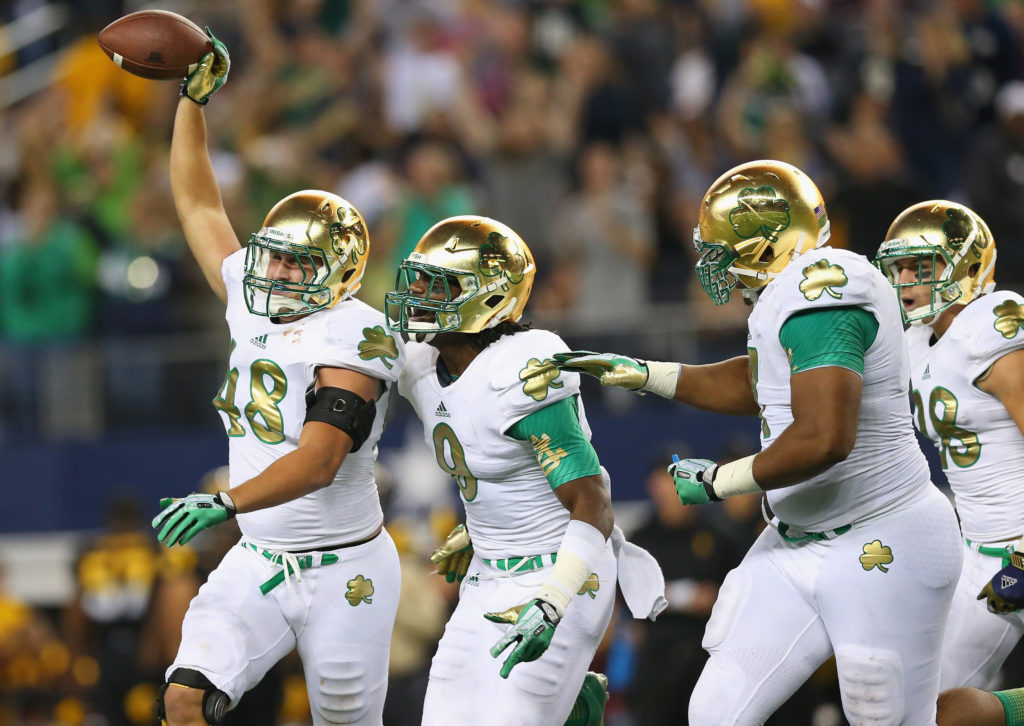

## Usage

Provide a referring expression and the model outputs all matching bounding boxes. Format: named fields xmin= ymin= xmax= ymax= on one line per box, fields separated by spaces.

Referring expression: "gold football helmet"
xmin=874 ymin=200 xmax=996 ymax=325
xmin=694 ymin=160 xmax=830 ymax=304
xmin=243 ymin=190 xmax=369 ymax=316
xmin=385 ymin=215 xmax=535 ymax=337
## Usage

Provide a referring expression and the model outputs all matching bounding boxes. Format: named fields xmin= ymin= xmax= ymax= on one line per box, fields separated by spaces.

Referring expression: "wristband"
xmin=710 ymin=454 xmax=761 ymax=499
xmin=534 ymin=520 xmax=606 ymax=618
xmin=216 ymin=490 xmax=237 ymax=517
xmin=640 ymin=361 xmax=682 ymax=399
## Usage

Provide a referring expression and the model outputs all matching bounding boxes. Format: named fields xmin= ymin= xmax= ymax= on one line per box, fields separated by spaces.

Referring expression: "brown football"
xmin=97 ymin=10 xmax=213 ymax=80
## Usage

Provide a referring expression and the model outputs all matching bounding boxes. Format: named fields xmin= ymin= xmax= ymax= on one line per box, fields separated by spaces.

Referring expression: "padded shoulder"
xmin=318 ymin=300 xmax=405 ymax=383
xmin=485 ymin=329 xmax=582 ymax=433
xmin=963 ymin=290 xmax=1024 ymax=380
xmin=767 ymin=248 xmax=883 ymax=321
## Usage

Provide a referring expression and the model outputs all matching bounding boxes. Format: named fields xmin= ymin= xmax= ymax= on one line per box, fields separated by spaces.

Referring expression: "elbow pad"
xmin=304 ymin=384 xmax=377 ymax=452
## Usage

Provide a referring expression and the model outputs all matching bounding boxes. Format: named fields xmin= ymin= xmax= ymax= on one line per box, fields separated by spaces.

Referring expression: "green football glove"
xmin=152 ymin=492 xmax=236 ymax=547
xmin=429 ymin=523 xmax=473 ymax=583
xmin=669 ymin=455 xmax=719 ymax=505
xmin=551 ymin=351 xmax=649 ymax=390
xmin=485 ymin=598 xmax=560 ymax=678
xmin=181 ymin=28 xmax=230 ymax=105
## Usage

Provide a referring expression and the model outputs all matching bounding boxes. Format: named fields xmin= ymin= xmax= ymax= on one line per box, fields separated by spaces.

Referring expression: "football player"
xmin=549 ymin=160 xmax=963 ymax=725
xmin=385 ymin=215 xmax=665 ymax=726
xmin=874 ymin=202 xmax=1024 ymax=690
xmin=150 ymin=33 xmax=404 ymax=726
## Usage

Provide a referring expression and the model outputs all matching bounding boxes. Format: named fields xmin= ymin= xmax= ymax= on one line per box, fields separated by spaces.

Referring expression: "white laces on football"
xmin=267 ymin=550 xmax=303 ymax=591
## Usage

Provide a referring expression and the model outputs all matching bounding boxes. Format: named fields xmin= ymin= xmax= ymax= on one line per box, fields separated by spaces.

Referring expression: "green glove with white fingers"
xmin=551 ymin=350 xmax=680 ymax=398
xmin=429 ymin=523 xmax=473 ymax=583
xmin=152 ymin=491 xmax=236 ymax=547
xmin=485 ymin=598 xmax=561 ymax=678
xmin=181 ymin=28 xmax=230 ymax=105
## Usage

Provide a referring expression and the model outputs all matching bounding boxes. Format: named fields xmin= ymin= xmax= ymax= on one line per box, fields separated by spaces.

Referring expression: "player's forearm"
xmin=565 ymin=477 xmax=614 ymax=540
xmin=751 ymin=421 xmax=855 ymax=490
xmin=674 ymin=356 xmax=759 ymax=415
xmin=170 ymin=97 xmax=225 ymax=220
xmin=227 ymin=444 xmax=347 ymax=513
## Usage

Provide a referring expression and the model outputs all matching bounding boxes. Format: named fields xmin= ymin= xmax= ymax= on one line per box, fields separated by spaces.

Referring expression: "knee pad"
xmin=158 ymin=668 xmax=231 ymax=726
xmin=836 ymin=646 xmax=905 ymax=726
xmin=564 ymin=672 xmax=608 ymax=726
xmin=313 ymin=660 xmax=370 ymax=724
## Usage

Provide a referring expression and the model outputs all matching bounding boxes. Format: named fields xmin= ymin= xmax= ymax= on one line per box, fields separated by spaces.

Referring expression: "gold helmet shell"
xmin=385 ymin=215 xmax=536 ymax=336
xmin=694 ymin=160 xmax=830 ymax=304
xmin=873 ymin=200 xmax=996 ymax=325
xmin=243 ymin=190 xmax=369 ymax=316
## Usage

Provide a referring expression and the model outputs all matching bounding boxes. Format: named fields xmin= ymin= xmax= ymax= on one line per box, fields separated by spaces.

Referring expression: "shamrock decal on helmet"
xmin=729 ymin=186 xmax=791 ymax=243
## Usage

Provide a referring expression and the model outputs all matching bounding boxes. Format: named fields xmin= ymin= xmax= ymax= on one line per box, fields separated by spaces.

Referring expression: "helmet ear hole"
xmin=484 ymin=294 xmax=504 ymax=308
xmin=341 ymin=268 xmax=355 ymax=283
xmin=759 ymin=246 xmax=775 ymax=264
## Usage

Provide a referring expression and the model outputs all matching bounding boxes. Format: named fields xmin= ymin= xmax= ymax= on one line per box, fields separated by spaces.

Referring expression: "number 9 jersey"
xmin=215 ymin=249 xmax=404 ymax=550
xmin=907 ymin=290 xmax=1024 ymax=542
xmin=398 ymin=329 xmax=586 ymax=559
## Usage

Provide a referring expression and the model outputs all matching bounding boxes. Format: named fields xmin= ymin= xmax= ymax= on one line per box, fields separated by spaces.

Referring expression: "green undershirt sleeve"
xmin=995 ymin=687 xmax=1024 ymax=726
xmin=779 ymin=306 xmax=880 ymax=376
xmin=506 ymin=394 xmax=601 ymax=490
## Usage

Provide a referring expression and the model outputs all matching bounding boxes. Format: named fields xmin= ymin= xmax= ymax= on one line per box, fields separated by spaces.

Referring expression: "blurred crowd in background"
xmin=4 ymin=0 xmax=1024 ymax=723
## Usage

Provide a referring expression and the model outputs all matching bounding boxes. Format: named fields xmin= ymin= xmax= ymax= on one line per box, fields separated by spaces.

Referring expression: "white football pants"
xmin=689 ymin=485 xmax=961 ymax=726
xmin=169 ymin=530 xmax=401 ymax=726
xmin=939 ymin=539 xmax=1024 ymax=689
xmin=421 ymin=543 xmax=616 ymax=726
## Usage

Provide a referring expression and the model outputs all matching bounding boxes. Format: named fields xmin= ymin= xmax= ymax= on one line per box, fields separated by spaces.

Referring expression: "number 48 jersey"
xmin=907 ymin=290 xmax=1024 ymax=542
xmin=216 ymin=249 xmax=404 ymax=550
xmin=398 ymin=329 xmax=588 ymax=559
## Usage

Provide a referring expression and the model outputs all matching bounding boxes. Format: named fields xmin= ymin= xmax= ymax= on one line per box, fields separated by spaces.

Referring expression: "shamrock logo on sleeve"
xmin=799 ymin=259 xmax=848 ymax=301
xmin=357 ymin=326 xmax=399 ymax=369
xmin=728 ymin=186 xmax=791 ymax=243
xmin=993 ymin=300 xmax=1024 ymax=339
xmin=519 ymin=358 xmax=563 ymax=402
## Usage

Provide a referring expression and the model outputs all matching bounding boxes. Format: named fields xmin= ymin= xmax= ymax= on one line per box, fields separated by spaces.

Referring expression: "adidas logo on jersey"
xmin=1002 ymin=575 xmax=1018 ymax=589
xmin=922 ymin=365 xmax=931 ymax=380
xmin=435 ymin=402 xmax=451 ymax=418
xmin=250 ymin=334 xmax=268 ymax=349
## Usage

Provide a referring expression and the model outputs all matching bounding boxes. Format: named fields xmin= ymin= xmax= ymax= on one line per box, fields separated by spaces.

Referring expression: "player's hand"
xmin=978 ymin=552 xmax=1024 ymax=614
xmin=550 ymin=351 xmax=649 ymax=391
xmin=152 ymin=492 xmax=236 ymax=547
xmin=429 ymin=523 xmax=473 ymax=583
xmin=669 ymin=455 xmax=718 ymax=505
xmin=484 ymin=598 xmax=560 ymax=678
xmin=181 ymin=28 xmax=230 ymax=105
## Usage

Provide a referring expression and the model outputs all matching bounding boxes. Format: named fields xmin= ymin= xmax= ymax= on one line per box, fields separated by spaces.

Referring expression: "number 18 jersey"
xmin=907 ymin=290 xmax=1024 ymax=542
xmin=217 ymin=249 xmax=404 ymax=550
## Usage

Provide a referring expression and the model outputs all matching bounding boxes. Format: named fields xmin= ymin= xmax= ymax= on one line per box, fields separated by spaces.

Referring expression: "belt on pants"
xmin=481 ymin=553 xmax=557 ymax=573
xmin=762 ymin=497 xmax=852 ymax=544
xmin=242 ymin=542 xmax=340 ymax=595
xmin=966 ymin=538 xmax=1017 ymax=567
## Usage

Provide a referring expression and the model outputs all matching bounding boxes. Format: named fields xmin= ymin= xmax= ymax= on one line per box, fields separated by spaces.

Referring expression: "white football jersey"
xmin=217 ymin=249 xmax=404 ymax=549
xmin=906 ymin=290 xmax=1024 ymax=542
xmin=748 ymin=247 xmax=931 ymax=530
xmin=398 ymin=329 xmax=590 ymax=558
